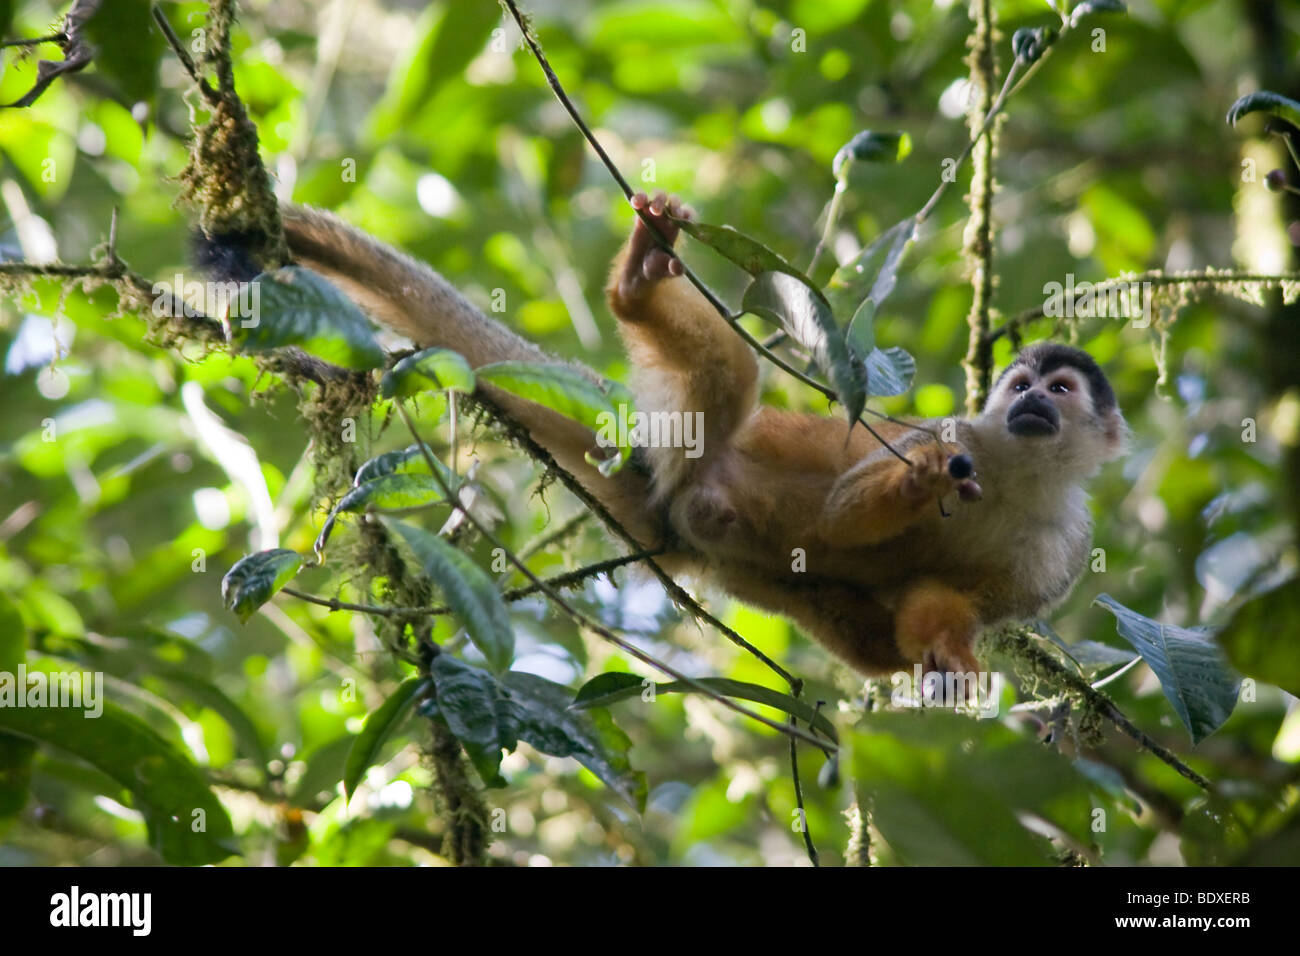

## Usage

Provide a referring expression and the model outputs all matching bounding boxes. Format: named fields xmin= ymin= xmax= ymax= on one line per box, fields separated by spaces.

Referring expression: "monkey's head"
xmin=978 ymin=343 xmax=1126 ymax=475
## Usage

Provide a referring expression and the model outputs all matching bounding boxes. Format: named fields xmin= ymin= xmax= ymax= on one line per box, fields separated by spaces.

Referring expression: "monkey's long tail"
xmin=203 ymin=204 xmax=665 ymax=549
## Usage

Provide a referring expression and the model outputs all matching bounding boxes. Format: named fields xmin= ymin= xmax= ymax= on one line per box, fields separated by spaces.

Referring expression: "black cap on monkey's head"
xmin=996 ymin=342 xmax=1118 ymax=418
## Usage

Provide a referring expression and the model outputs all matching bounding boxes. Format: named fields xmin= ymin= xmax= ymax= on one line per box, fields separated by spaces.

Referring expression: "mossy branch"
xmin=983 ymin=626 xmax=1212 ymax=792
xmin=990 ymin=268 xmax=1300 ymax=345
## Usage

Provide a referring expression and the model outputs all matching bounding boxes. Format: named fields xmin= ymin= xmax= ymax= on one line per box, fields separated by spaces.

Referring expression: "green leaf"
xmin=426 ymin=657 xmax=644 ymax=809
xmin=425 ymin=655 xmax=518 ymax=786
xmin=1094 ymin=594 xmax=1240 ymax=744
xmin=504 ymin=672 xmax=645 ymax=812
xmin=221 ymin=549 xmax=304 ymax=623
xmin=850 ymin=711 xmax=1094 ymax=865
xmin=571 ymin=673 xmax=839 ymax=744
xmin=477 ymin=361 xmax=634 ymax=471
xmin=1226 ymin=90 xmax=1300 ymax=130
xmin=572 ymin=671 xmax=647 ymax=708
xmin=0 ymin=673 xmax=235 ymax=865
xmin=864 ymin=346 xmax=916 ymax=397
xmin=380 ymin=347 xmax=476 ymax=399
xmin=316 ymin=471 xmax=456 ymax=554
xmin=833 ymin=130 xmax=912 ymax=176
xmin=1218 ymin=578 xmax=1300 ymax=698
xmin=673 ymin=219 xmax=806 ymax=279
xmin=384 ymin=520 xmax=514 ymax=673
xmin=344 ymin=677 xmax=426 ymax=802
xmin=743 ymin=271 xmax=867 ymax=425
xmin=826 ymin=217 xmax=917 ymax=319
xmin=477 ymin=361 xmax=631 ymax=429
xmin=353 ymin=442 xmax=453 ymax=486
xmin=237 ymin=266 xmax=386 ymax=370
xmin=339 ymin=472 xmax=450 ymax=513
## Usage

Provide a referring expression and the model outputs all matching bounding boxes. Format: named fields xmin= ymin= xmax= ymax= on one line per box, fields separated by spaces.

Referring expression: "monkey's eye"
xmin=1049 ymin=381 xmax=1071 ymax=394
xmin=1012 ymin=381 xmax=1030 ymax=392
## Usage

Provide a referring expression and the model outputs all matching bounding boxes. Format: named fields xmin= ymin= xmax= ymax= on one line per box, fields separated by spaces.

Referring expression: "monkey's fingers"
xmin=642 ymin=247 xmax=682 ymax=282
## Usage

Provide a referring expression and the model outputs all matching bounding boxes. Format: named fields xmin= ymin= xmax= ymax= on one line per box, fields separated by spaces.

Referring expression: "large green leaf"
xmin=1095 ymin=594 xmax=1240 ymax=744
xmin=344 ymin=677 xmax=426 ymax=802
xmin=826 ymin=217 xmax=917 ymax=319
xmin=850 ymin=711 xmax=1095 ymax=865
xmin=571 ymin=673 xmax=839 ymax=744
xmin=221 ymin=549 xmax=304 ymax=624
xmin=0 ymin=666 xmax=235 ymax=865
xmin=503 ymin=672 xmax=645 ymax=812
xmin=674 ymin=219 xmax=806 ymax=279
xmin=237 ymin=266 xmax=386 ymax=370
xmin=477 ymin=361 xmax=634 ymax=472
xmin=743 ymin=270 xmax=867 ymax=425
xmin=384 ymin=520 xmax=514 ymax=673
xmin=426 ymin=656 xmax=644 ymax=809
xmin=380 ymin=347 xmax=476 ymax=399
xmin=424 ymin=655 xmax=519 ymax=786
xmin=476 ymin=361 xmax=631 ymax=429
xmin=1217 ymin=579 xmax=1300 ymax=698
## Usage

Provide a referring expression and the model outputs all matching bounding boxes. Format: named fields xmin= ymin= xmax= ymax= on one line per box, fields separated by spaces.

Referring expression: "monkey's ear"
xmin=1100 ymin=407 xmax=1129 ymax=460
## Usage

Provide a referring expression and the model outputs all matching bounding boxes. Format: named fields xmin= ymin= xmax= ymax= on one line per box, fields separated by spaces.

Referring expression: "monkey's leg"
xmin=606 ymin=192 xmax=758 ymax=491
xmin=892 ymin=579 xmax=981 ymax=678
xmin=817 ymin=441 xmax=963 ymax=548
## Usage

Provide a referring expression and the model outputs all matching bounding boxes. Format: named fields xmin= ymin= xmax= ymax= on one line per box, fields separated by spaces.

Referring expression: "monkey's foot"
xmin=619 ymin=191 xmax=695 ymax=301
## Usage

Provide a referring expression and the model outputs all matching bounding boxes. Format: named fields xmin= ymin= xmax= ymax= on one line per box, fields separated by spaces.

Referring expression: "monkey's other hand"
xmin=619 ymin=191 xmax=695 ymax=302
xmin=900 ymin=443 xmax=977 ymax=502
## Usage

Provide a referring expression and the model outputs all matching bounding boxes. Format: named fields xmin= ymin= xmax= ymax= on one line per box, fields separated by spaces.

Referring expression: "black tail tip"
xmin=191 ymin=230 xmax=265 ymax=283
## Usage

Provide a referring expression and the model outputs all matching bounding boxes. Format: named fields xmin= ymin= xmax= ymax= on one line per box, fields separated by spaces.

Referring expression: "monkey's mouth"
xmin=1006 ymin=397 xmax=1059 ymax=437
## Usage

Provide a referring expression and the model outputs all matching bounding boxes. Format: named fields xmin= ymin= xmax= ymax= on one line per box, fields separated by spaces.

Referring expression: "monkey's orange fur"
xmin=276 ymin=196 xmax=1125 ymax=679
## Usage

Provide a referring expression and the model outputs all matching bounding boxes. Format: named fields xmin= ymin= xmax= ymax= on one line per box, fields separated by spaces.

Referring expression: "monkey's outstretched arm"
xmin=817 ymin=442 xmax=964 ymax=548
xmin=606 ymin=193 xmax=759 ymax=487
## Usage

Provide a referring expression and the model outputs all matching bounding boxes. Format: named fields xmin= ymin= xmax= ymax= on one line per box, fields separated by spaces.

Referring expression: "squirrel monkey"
xmin=223 ymin=191 xmax=1125 ymax=679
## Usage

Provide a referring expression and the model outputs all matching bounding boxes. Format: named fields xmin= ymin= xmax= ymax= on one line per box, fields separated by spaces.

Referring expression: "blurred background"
xmin=0 ymin=0 xmax=1298 ymax=866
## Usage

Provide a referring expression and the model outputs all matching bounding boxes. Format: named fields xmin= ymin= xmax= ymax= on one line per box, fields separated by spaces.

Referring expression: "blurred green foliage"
xmin=0 ymin=0 xmax=1297 ymax=866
